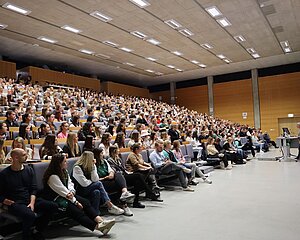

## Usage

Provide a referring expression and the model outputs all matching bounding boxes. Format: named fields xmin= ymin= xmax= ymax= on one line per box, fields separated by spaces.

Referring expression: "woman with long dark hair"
xmin=99 ymin=133 xmax=111 ymax=157
xmin=19 ymin=123 xmax=33 ymax=143
xmin=40 ymin=134 xmax=63 ymax=160
xmin=78 ymin=122 xmax=96 ymax=141
xmin=113 ymin=132 xmax=125 ymax=149
xmin=42 ymin=153 xmax=115 ymax=235
xmin=38 ymin=123 xmax=51 ymax=139
xmin=83 ymin=135 xmax=94 ymax=152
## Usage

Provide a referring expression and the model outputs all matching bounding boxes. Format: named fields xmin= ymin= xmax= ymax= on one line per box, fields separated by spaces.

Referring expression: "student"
xmin=5 ymin=137 xmax=33 ymax=163
xmin=40 ymin=134 xmax=63 ymax=160
xmin=0 ymin=148 xmax=58 ymax=239
xmin=57 ymin=122 xmax=69 ymax=139
xmin=93 ymin=147 xmax=134 ymax=216
xmin=42 ymin=153 xmax=115 ymax=235
xmin=71 ymin=151 xmax=124 ymax=216
xmin=62 ymin=132 xmax=81 ymax=158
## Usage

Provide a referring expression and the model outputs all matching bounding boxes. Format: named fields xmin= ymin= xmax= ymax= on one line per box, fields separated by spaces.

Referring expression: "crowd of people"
xmin=0 ymin=77 xmax=278 ymax=239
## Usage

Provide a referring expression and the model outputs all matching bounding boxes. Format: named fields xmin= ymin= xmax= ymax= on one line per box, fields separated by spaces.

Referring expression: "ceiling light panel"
xmin=176 ymin=68 xmax=183 ymax=72
xmin=129 ymin=0 xmax=150 ymax=8
xmin=247 ymin=48 xmax=256 ymax=54
xmin=280 ymin=41 xmax=292 ymax=53
xmin=252 ymin=53 xmax=260 ymax=58
xmin=146 ymin=57 xmax=157 ymax=61
xmin=234 ymin=35 xmax=246 ymax=42
xmin=90 ymin=11 xmax=112 ymax=22
xmin=0 ymin=23 xmax=8 ymax=29
xmin=164 ymin=19 xmax=182 ymax=29
xmin=216 ymin=54 xmax=226 ymax=59
xmin=201 ymin=43 xmax=213 ymax=49
xmin=2 ymin=2 xmax=31 ymax=15
xmin=217 ymin=17 xmax=232 ymax=27
xmin=284 ymin=47 xmax=292 ymax=53
xmin=124 ymin=62 xmax=135 ymax=66
xmin=199 ymin=64 xmax=207 ymax=68
xmin=190 ymin=60 xmax=199 ymax=64
xmin=145 ymin=69 xmax=154 ymax=73
xmin=166 ymin=65 xmax=175 ymax=69
xmin=130 ymin=31 xmax=147 ymax=39
xmin=103 ymin=40 xmax=119 ymax=47
xmin=146 ymin=38 xmax=161 ymax=45
xmin=37 ymin=36 xmax=57 ymax=44
xmin=61 ymin=25 xmax=82 ymax=34
xmin=171 ymin=51 xmax=183 ymax=56
xmin=120 ymin=47 xmax=133 ymax=52
xmin=205 ymin=6 xmax=222 ymax=17
xmin=79 ymin=49 xmax=95 ymax=55
xmin=179 ymin=29 xmax=194 ymax=37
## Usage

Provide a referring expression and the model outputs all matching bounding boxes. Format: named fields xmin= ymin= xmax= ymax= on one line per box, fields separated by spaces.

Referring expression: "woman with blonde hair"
xmin=5 ymin=137 xmax=33 ymax=163
xmin=42 ymin=153 xmax=115 ymax=235
xmin=63 ymin=132 xmax=81 ymax=158
xmin=71 ymin=151 xmax=124 ymax=216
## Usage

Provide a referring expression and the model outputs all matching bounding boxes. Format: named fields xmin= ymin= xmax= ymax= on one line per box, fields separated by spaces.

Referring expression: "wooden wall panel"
xmin=214 ymin=79 xmax=254 ymax=126
xmin=259 ymin=72 xmax=300 ymax=140
xmin=150 ymin=90 xmax=171 ymax=104
xmin=0 ymin=60 xmax=16 ymax=79
xmin=105 ymin=81 xmax=149 ymax=98
xmin=176 ymin=85 xmax=209 ymax=114
xmin=28 ymin=66 xmax=100 ymax=90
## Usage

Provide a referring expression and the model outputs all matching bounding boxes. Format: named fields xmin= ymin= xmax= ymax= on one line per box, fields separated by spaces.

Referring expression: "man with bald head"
xmin=0 ymin=148 xmax=57 ymax=239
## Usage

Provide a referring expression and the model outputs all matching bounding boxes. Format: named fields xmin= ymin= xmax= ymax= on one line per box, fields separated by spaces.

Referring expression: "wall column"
xmin=170 ymin=81 xmax=176 ymax=104
xmin=207 ymin=76 xmax=214 ymax=116
xmin=251 ymin=69 xmax=261 ymax=128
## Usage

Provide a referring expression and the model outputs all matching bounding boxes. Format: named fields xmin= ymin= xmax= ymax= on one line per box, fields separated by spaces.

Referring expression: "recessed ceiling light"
xmin=130 ymin=31 xmax=147 ymax=39
xmin=124 ymin=62 xmax=135 ymax=66
xmin=234 ymin=35 xmax=246 ymax=42
xmin=32 ymin=44 xmax=39 ymax=47
xmin=191 ymin=60 xmax=199 ymax=64
xmin=247 ymin=48 xmax=256 ymax=54
xmin=201 ymin=43 xmax=213 ymax=49
xmin=284 ymin=47 xmax=292 ymax=53
xmin=280 ymin=40 xmax=289 ymax=48
xmin=145 ymin=69 xmax=154 ymax=73
xmin=179 ymin=28 xmax=194 ymax=37
xmin=216 ymin=17 xmax=232 ymax=27
xmin=96 ymin=53 xmax=110 ymax=59
xmin=90 ymin=11 xmax=112 ymax=22
xmin=37 ymin=36 xmax=57 ymax=44
xmin=146 ymin=38 xmax=161 ymax=45
xmin=0 ymin=23 xmax=8 ymax=29
xmin=61 ymin=25 xmax=82 ymax=34
xmin=205 ymin=6 xmax=222 ymax=17
xmin=199 ymin=64 xmax=207 ymax=68
xmin=120 ymin=47 xmax=133 ymax=52
xmin=103 ymin=40 xmax=119 ymax=47
xmin=252 ymin=53 xmax=260 ymax=58
xmin=146 ymin=57 xmax=157 ymax=61
xmin=224 ymin=58 xmax=232 ymax=63
xmin=79 ymin=49 xmax=95 ymax=55
xmin=176 ymin=68 xmax=183 ymax=72
xmin=166 ymin=65 xmax=175 ymax=69
xmin=2 ymin=2 xmax=31 ymax=15
xmin=155 ymin=72 xmax=163 ymax=76
xmin=171 ymin=51 xmax=183 ymax=56
xmin=129 ymin=0 xmax=150 ymax=8
xmin=216 ymin=54 xmax=226 ymax=59
xmin=164 ymin=19 xmax=182 ymax=29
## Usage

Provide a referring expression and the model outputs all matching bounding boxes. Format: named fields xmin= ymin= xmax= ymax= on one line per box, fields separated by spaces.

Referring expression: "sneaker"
xmin=203 ymin=177 xmax=212 ymax=184
xmin=183 ymin=186 xmax=194 ymax=192
xmin=96 ymin=219 xmax=115 ymax=235
xmin=132 ymin=202 xmax=145 ymax=208
xmin=189 ymin=179 xmax=199 ymax=186
xmin=108 ymin=205 xmax=125 ymax=215
xmin=123 ymin=207 xmax=133 ymax=217
xmin=120 ymin=191 xmax=135 ymax=202
xmin=183 ymin=168 xmax=192 ymax=174
xmin=225 ymin=166 xmax=232 ymax=170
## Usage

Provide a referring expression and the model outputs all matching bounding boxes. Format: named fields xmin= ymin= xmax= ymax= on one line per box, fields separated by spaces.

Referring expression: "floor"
xmin=4 ymin=149 xmax=300 ymax=240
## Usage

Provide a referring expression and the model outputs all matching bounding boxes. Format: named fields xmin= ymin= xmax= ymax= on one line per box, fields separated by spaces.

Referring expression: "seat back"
xmin=67 ymin=157 xmax=79 ymax=174
xmin=31 ymin=162 xmax=50 ymax=191
xmin=141 ymin=150 xmax=148 ymax=162
xmin=185 ymin=144 xmax=194 ymax=159
xmin=120 ymin=152 xmax=130 ymax=166
xmin=78 ymin=141 xmax=85 ymax=152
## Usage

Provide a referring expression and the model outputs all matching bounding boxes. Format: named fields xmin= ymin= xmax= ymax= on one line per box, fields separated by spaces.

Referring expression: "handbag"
xmin=54 ymin=196 xmax=69 ymax=211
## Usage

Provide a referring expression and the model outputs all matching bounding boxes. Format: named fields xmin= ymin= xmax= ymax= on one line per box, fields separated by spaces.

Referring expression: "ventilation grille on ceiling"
xmin=272 ymin=26 xmax=284 ymax=33
xmin=261 ymin=4 xmax=276 ymax=15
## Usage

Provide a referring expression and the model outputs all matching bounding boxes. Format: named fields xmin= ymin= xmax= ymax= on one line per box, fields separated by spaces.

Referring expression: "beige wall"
xmin=0 ymin=60 xmax=16 ymax=79
xmin=176 ymin=85 xmax=208 ymax=114
xmin=214 ymin=79 xmax=254 ymax=126
xmin=102 ymin=81 xmax=149 ymax=98
xmin=259 ymin=72 xmax=300 ymax=140
xmin=28 ymin=66 xmax=101 ymax=90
